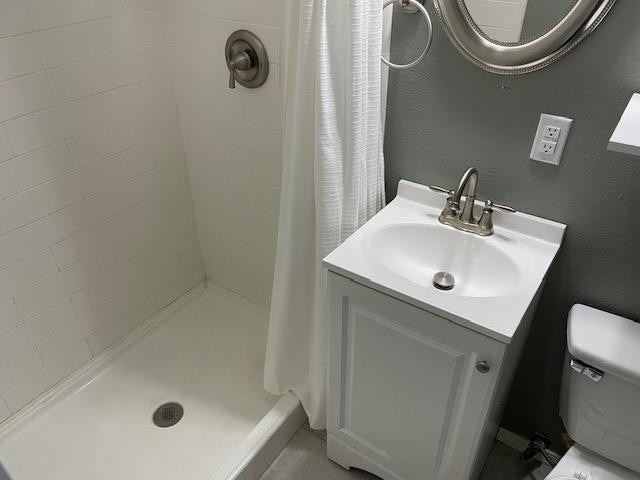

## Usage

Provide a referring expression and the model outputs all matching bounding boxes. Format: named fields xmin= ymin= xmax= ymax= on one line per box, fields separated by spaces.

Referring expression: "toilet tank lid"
xmin=568 ymin=304 xmax=640 ymax=386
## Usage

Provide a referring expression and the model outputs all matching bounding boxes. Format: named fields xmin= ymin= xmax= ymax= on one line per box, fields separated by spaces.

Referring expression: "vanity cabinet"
xmin=327 ymin=272 xmax=513 ymax=480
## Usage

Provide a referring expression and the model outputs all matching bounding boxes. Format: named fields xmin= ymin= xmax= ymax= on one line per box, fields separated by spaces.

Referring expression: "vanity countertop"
xmin=323 ymin=180 xmax=566 ymax=343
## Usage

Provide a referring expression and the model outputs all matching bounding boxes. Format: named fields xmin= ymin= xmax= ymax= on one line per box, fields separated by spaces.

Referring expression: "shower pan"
xmin=0 ymin=1 xmax=294 ymax=479
xmin=0 ymin=285 xmax=304 ymax=480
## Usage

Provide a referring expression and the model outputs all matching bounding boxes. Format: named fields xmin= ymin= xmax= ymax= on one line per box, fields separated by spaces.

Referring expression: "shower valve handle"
xmin=228 ymin=51 xmax=252 ymax=89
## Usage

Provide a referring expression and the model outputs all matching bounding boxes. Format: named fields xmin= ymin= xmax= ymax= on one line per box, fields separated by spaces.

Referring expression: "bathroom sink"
xmin=367 ymin=223 xmax=520 ymax=298
xmin=323 ymin=180 xmax=566 ymax=343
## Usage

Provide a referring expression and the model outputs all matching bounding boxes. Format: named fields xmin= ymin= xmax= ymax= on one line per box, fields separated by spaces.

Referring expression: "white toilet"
xmin=545 ymin=304 xmax=640 ymax=480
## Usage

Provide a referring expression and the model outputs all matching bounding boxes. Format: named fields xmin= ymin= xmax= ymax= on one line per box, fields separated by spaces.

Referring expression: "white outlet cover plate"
xmin=530 ymin=113 xmax=573 ymax=165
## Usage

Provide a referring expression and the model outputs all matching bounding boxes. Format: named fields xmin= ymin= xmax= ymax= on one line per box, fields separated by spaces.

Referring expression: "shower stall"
xmin=0 ymin=1 xmax=304 ymax=479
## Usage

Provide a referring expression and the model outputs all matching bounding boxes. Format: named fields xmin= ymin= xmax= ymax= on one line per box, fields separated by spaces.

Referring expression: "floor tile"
xmin=259 ymin=428 xmax=553 ymax=480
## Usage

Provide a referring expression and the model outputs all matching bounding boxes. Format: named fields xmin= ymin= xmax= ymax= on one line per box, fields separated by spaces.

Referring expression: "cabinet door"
xmin=327 ymin=273 xmax=505 ymax=480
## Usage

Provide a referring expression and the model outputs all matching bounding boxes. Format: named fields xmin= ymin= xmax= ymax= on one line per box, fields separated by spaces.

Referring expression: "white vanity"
xmin=323 ymin=179 xmax=565 ymax=480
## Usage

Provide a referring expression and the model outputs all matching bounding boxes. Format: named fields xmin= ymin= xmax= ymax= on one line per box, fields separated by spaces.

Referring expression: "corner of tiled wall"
xmin=164 ymin=0 xmax=284 ymax=307
xmin=0 ymin=0 xmax=206 ymax=423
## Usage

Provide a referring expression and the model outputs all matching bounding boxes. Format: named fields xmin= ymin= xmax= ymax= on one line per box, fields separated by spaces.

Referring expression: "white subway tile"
xmin=0 ymin=143 xmax=73 ymax=201
xmin=0 ymin=33 xmax=42 ymax=82
xmin=0 ymin=299 xmax=76 ymax=365
xmin=185 ymin=132 xmax=281 ymax=186
xmin=86 ymin=294 xmax=157 ymax=355
xmin=152 ymin=244 xmax=201 ymax=283
xmin=37 ymin=10 xmax=166 ymax=69
xmin=0 ymin=73 xmax=54 ymax=123
xmin=154 ymin=260 xmax=203 ymax=309
xmin=125 ymin=0 xmax=162 ymax=10
xmin=174 ymin=75 xmax=240 ymax=118
xmin=166 ymin=12 xmax=227 ymax=51
xmin=75 ymin=265 xmax=159 ymax=332
xmin=36 ymin=319 xmax=89 ymax=364
xmin=0 ymin=397 xmax=9 ymax=422
xmin=0 ymin=125 xmax=13 ymax=161
xmin=179 ymin=104 xmax=281 ymax=158
xmin=15 ymin=254 xmax=105 ymax=319
xmin=46 ymin=44 xmax=168 ymax=103
xmin=0 ymin=250 xmax=57 ymax=302
xmin=242 ymin=93 xmax=283 ymax=130
xmin=71 ymin=255 xmax=148 ymax=315
xmin=0 ymin=347 xmax=42 ymax=393
xmin=168 ymin=44 xmax=222 ymax=84
xmin=176 ymin=74 xmax=283 ymax=130
xmin=52 ymin=209 xmax=134 ymax=269
xmin=199 ymin=226 xmax=270 ymax=304
xmin=130 ymin=179 xmax=194 ymax=226
xmin=164 ymin=0 xmax=283 ymax=27
xmin=25 ymin=0 xmax=129 ymax=30
xmin=0 ymin=202 xmax=90 ymax=270
xmin=465 ymin=0 xmax=526 ymax=30
xmin=118 ymin=131 xmax=183 ymax=178
xmin=29 ymin=157 xmax=124 ymax=216
xmin=168 ymin=13 xmax=280 ymax=62
xmin=66 ymin=102 xmax=179 ymax=168
xmin=0 ymin=0 xmax=33 ymax=37
xmin=27 ymin=299 xmax=77 ymax=335
xmin=5 ymin=74 xmax=174 ymax=155
xmin=84 ymin=161 xmax=179 ymax=222
xmin=479 ymin=26 xmax=519 ymax=43
xmin=254 ymin=203 xmax=279 ymax=233
xmin=0 ymin=192 xmax=38 ymax=236
xmin=3 ymin=341 xmax=91 ymax=412
xmin=102 ymin=218 xmax=197 ymax=272
xmin=169 ymin=46 xmax=281 ymax=98
xmin=0 ymin=299 xmax=22 ymax=335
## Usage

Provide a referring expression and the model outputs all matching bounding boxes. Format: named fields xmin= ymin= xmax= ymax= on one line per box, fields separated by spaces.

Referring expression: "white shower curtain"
xmin=263 ymin=0 xmax=386 ymax=428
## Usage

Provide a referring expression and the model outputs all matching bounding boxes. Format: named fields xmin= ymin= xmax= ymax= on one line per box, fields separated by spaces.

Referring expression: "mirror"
xmin=464 ymin=0 xmax=578 ymax=44
xmin=431 ymin=0 xmax=617 ymax=74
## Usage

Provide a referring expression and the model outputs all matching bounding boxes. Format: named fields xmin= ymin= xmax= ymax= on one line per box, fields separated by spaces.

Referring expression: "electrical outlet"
xmin=543 ymin=125 xmax=561 ymax=140
xmin=540 ymin=140 xmax=556 ymax=155
xmin=531 ymin=113 xmax=573 ymax=165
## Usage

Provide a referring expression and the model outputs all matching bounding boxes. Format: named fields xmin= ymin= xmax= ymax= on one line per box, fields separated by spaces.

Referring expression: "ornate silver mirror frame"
xmin=431 ymin=0 xmax=617 ymax=75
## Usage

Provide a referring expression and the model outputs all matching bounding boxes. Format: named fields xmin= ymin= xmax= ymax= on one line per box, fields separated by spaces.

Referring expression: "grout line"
xmin=163 ymin=7 xmax=282 ymax=30
xmin=0 ymin=7 xmax=162 ymax=41
xmin=3 ymin=72 xmax=172 ymax=125
xmin=2 ymin=98 xmax=177 ymax=163
xmin=165 ymin=41 xmax=282 ymax=67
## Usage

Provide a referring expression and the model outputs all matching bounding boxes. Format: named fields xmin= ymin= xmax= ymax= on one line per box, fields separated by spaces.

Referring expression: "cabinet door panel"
xmin=342 ymin=303 xmax=465 ymax=478
xmin=328 ymin=273 xmax=504 ymax=480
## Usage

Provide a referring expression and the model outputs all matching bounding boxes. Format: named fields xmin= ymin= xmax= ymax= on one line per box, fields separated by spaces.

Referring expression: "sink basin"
xmin=323 ymin=179 xmax=566 ymax=343
xmin=367 ymin=223 xmax=520 ymax=298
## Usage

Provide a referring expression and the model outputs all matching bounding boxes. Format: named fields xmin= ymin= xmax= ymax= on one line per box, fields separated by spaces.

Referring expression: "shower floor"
xmin=0 ymin=284 xmax=294 ymax=480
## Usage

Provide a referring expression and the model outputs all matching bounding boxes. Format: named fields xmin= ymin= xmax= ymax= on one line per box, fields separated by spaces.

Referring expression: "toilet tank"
xmin=560 ymin=304 xmax=640 ymax=474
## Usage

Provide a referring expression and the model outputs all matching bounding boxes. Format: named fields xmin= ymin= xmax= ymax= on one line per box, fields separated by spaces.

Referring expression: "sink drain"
xmin=153 ymin=402 xmax=184 ymax=428
xmin=433 ymin=271 xmax=455 ymax=291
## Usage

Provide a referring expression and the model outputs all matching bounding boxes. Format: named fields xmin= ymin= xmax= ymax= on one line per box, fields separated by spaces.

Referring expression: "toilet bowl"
xmin=545 ymin=305 xmax=640 ymax=480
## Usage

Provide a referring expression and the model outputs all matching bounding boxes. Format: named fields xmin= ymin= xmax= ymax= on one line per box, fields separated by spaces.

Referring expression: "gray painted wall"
xmin=385 ymin=1 xmax=640 ymax=448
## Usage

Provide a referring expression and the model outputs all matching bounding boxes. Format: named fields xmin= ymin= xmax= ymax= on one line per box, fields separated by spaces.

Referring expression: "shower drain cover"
xmin=153 ymin=402 xmax=184 ymax=428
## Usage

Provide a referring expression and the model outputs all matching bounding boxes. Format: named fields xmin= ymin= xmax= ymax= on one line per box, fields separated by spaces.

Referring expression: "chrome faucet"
xmin=429 ymin=167 xmax=515 ymax=236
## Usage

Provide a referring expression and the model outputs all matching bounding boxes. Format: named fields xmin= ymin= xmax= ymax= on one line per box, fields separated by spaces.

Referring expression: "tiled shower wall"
xmin=464 ymin=0 xmax=529 ymax=42
xmin=0 ymin=1 xmax=204 ymax=422
xmin=165 ymin=1 xmax=284 ymax=306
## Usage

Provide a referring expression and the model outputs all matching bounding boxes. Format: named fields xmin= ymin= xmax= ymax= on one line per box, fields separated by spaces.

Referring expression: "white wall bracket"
xmin=608 ymin=93 xmax=640 ymax=157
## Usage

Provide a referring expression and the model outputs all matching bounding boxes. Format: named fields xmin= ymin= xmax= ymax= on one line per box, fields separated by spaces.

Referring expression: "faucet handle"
xmin=431 ymin=186 xmax=459 ymax=218
xmin=484 ymin=199 xmax=516 ymax=213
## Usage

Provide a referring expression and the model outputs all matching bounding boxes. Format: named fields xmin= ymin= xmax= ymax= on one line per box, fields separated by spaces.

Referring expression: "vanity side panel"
xmin=469 ymin=284 xmax=545 ymax=480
